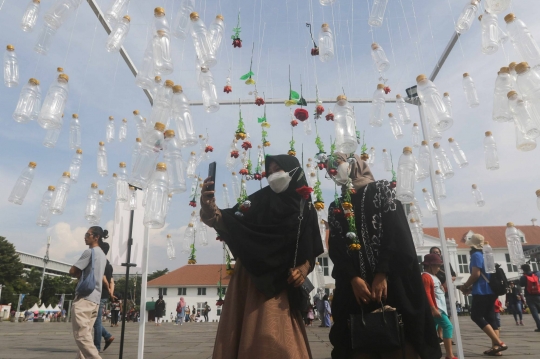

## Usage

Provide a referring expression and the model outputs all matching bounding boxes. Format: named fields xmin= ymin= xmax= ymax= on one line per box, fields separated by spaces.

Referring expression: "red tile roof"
xmin=423 ymin=225 xmax=540 ymax=249
xmin=148 ymin=264 xmax=231 ymax=287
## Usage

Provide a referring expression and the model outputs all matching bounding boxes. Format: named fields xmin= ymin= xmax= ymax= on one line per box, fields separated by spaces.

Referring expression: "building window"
xmin=520 ymin=236 xmax=526 ymax=243
xmin=158 ymin=288 xmax=167 ymax=296
xmin=505 ymin=254 xmax=518 ymax=272
xmin=196 ymin=302 xmax=205 ymax=315
xmin=317 ymin=257 xmax=329 ymax=276
xmin=216 ymin=287 xmax=226 ymax=296
xmin=197 ymin=288 xmax=206 ymax=296
xmin=177 ymin=288 xmax=186 ymax=295
xmin=457 ymin=255 xmax=469 ymax=274
xmin=531 ymin=258 xmax=540 ymax=272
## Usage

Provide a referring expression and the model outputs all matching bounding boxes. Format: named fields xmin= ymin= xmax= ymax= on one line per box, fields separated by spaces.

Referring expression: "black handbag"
xmin=349 ymin=303 xmax=405 ymax=358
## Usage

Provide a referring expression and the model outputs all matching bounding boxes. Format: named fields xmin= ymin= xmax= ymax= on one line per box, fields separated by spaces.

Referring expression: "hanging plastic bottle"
xmin=197 ymin=135 xmax=210 ymax=164
xmin=222 ymin=184 xmax=231 ymax=208
xmin=371 ymin=43 xmax=390 ymax=72
xmin=408 ymin=201 xmax=423 ymax=227
xmin=21 ymin=0 xmax=41 ymax=32
xmin=509 ymin=62 xmax=518 ymax=83
xmin=130 ymin=122 xmax=165 ymax=189
xmin=367 ymin=147 xmax=376 ymax=165
xmin=303 ymin=118 xmax=313 ymax=136
xmin=479 ymin=13 xmax=499 ymax=55
xmin=515 ymin=62 xmax=540 ymax=102
xmin=103 ymin=173 xmax=117 ymax=202
xmin=505 ymin=222 xmax=526 ymax=265
xmin=84 ymin=183 xmax=100 ymax=223
xmin=13 ymin=78 xmax=41 ymax=123
xmin=166 ymin=234 xmax=175 ymax=260
xmin=152 ymin=7 xmax=174 ymax=75
xmin=427 ymin=120 xmax=442 ymax=141
xmin=416 ymin=74 xmax=453 ymax=131
xmin=104 ymin=0 xmax=130 ymax=25
xmin=411 ymin=123 xmax=421 ymax=148
xmin=44 ymin=0 xmax=84 ymax=30
xmin=135 ymin=39 xmax=154 ymax=90
xmin=116 ymin=162 xmax=129 ymax=203
xmin=97 ymin=141 xmax=108 ymax=177
xmin=38 ymin=73 xmax=69 ymax=130
xmin=182 ymin=211 xmax=197 ymax=253
xmin=67 ymin=148 xmax=83 ymax=183
xmin=433 ymin=170 xmax=446 ymax=199
xmin=42 ymin=128 xmax=60 ymax=150
xmin=226 ymin=140 xmax=239 ymax=171
xmin=422 ymin=188 xmax=438 ymax=214
xmin=197 ymin=217 xmax=209 ymax=246
xmin=471 ymin=184 xmax=485 ymax=207
xmin=455 ymin=0 xmax=480 ymax=34
xmin=8 ymin=162 xmax=37 ymax=205
xmin=117 ymin=118 xmax=127 ymax=142
xmin=409 ymin=218 xmax=424 ymax=247
xmin=382 ymin=149 xmax=392 ymax=172
xmin=152 ymin=74 xmax=163 ymax=98
xmin=369 ymin=84 xmax=385 ymax=128
xmin=320 ymin=0 xmax=336 ymax=5
xmin=143 ymin=162 xmax=169 ymax=228
xmin=49 ymin=171 xmax=71 ymax=214
xmin=512 ymin=98 xmax=540 ymax=139
xmin=485 ymin=0 xmax=511 ymax=14
xmin=4 ymin=45 xmax=19 ymax=87
xmin=432 ymin=142 xmax=454 ymax=179
xmin=492 ymin=67 xmax=514 ymax=122
xmin=124 ymin=186 xmax=137 ymax=211
xmin=333 ymin=95 xmax=358 ymax=154
xmin=36 ymin=185 xmax=55 ymax=227
xmin=514 ymin=119 xmax=537 ymax=151
xmin=208 ymin=15 xmax=225 ymax=53
xmin=131 ymin=137 xmax=142 ymax=172
xmin=416 ymin=141 xmax=431 ymax=182
xmin=186 ymin=151 xmax=198 ymax=179
xmin=318 ymin=23 xmax=335 ymax=62
xmin=189 ymin=12 xmax=217 ymax=68
xmin=198 ymin=67 xmax=220 ymax=113
xmin=395 ymin=94 xmax=411 ymax=125
xmin=442 ymin=92 xmax=452 ymax=118
xmin=447 ymin=138 xmax=468 ymax=168
xmin=231 ymin=172 xmax=240 ymax=200
xmin=368 ymin=0 xmax=388 ymax=27
xmin=396 ymin=147 xmax=416 ymax=202
xmin=106 ymin=15 xmax=131 ymax=52
xmin=132 ymin=110 xmax=146 ymax=139
xmin=172 ymin=0 xmax=195 ymax=39
xmin=171 ymin=85 xmax=197 ymax=146
xmin=483 ymin=241 xmax=496 ymax=273
xmin=148 ymin=79 xmax=173 ymax=128
xmin=34 ymin=22 xmax=57 ymax=55
xmin=163 ymin=130 xmax=187 ymax=195
xmin=67 ymin=113 xmax=81 ymax=149
xmin=505 ymin=14 xmax=540 ymax=68
xmin=106 ymin=116 xmax=115 ymax=143
xmin=462 ymin=73 xmax=480 ymax=107
xmin=483 ymin=131 xmax=499 ymax=170
xmin=388 ymin=113 xmax=404 ymax=139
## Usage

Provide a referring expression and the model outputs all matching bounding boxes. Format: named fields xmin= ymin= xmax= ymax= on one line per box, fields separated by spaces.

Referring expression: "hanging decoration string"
xmin=77 ymin=15 xmax=100 ymax=112
xmin=63 ymin=4 xmax=81 ymax=66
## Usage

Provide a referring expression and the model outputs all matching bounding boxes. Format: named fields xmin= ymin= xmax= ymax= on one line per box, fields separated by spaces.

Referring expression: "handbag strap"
xmin=480 ymin=272 xmax=490 ymax=283
xmin=292 ymin=198 xmax=306 ymax=269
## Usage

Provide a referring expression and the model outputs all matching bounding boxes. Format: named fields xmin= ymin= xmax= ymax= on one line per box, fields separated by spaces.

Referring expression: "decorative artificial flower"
xmin=254 ymin=173 xmax=262 ymax=181
xmin=384 ymin=86 xmax=391 ymax=94
xmin=325 ymin=113 xmax=334 ymax=121
xmin=345 ymin=212 xmax=354 ymax=219
xmin=285 ymin=99 xmax=298 ymax=107
xmin=350 ymin=189 xmax=357 ymax=195
xmin=232 ymin=38 xmax=242 ymax=48
xmin=290 ymin=119 xmax=298 ymax=127
xmin=239 ymin=168 xmax=249 ymax=175
xmin=235 ymin=132 xmax=247 ymax=140
xmin=317 ymin=162 xmax=326 ymax=170
xmin=263 ymin=141 xmax=271 ymax=147
xmin=205 ymin=145 xmax=214 ymax=153
xmin=342 ymin=202 xmax=353 ymax=210
xmin=288 ymin=150 xmax=296 ymax=156
xmin=360 ymin=153 xmax=369 ymax=161
xmin=332 ymin=208 xmax=342 ymax=215
xmin=390 ymin=181 xmax=397 ymax=189
xmin=230 ymin=150 xmax=239 ymax=158
xmin=316 ymin=105 xmax=325 ymax=115
xmin=255 ymin=97 xmax=265 ymax=106
xmin=188 ymin=259 xmax=197 ymax=264
xmin=189 ymin=200 xmax=197 ymax=207
xmin=296 ymin=185 xmax=314 ymax=199
xmin=216 ymin=299 xmax=225 ymax=306
xmin=311 ymin=47 xmax=319 ymax=56
xmin=223 ymin=85 xmax=232 ymax=93
xmin=245 ymin=78 xmax=255 ymax=85
xmin=348 ymin=243 xmax=361 ymax=251
xmin=261 ymin=122 xmax=270 ymax=128
xmin=294 ymin=108 xmax=309 ymax=122
xmin=241 ymin=141 xmax=252 ymax=150
xmin=261 ymin=171 xmax=266 ymax=178
xmin=226 ymin=269 xmax=234 ymax=276
xmin=328 ymin=168 xmax=337 ymax=176
xmin=314 ymin=201 xmax=325 ymax=210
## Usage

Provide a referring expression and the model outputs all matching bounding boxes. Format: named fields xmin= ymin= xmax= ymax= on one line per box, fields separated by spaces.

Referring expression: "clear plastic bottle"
xmin=411 ymin=123 xmax=421 ymax=148
xmin=130 ymin=122 xmax=165 ymax=189
xmin=131 ymin=137 xmax=142 ymax=172
xmin=388 ymin=113 xmax=404 ymax=139
xmin=38 ymin=73 xmax=69 ymax=130
xmin=483 ymin=131 xmax=499 ymax=170
xmin=318 ymin=23 xmax=335 ymax=62
xmin=416 ymin=141 xmax=431 ymax=182
xmin=166 ymin=234 xmax=175 ymax=260
xmin=416 ymin=74 xmax=453 ymax=131
xmin=4 ymin=45 xmax=19 ymax=87
xmin=514 ymin=119 xmax=537 ymax=151
xmin=222 ymin=184 xmax=231 ymax=208
xmin=395 ymin=94 xmax=411 ymax=125
xmin=509 ymin=62 xmax=518 ymax=84
xmin=303 ymin=118 xmax=313 ymax=136
xmin=427 ymin=120 xmax=442 ymax=141
xmin=21 ymin=0 xmax=41 ymax=32
xmin=171 ymin=85 xmax=197 ymax=147
xmin=106 ymin=116 xmax=115 ymax=143
xmin=515 ymin=62 xmax=540 ymax=101
xmin=382 ymin=149 xmax=392 ymax=171
xmin=186 ymin=151 xmax=198 ymax=179
xmin=49 ymin=171 xmax=71 ymax=214
xmin=434 ymin=170 xmax=446 ymax=199
xmin=124 ymin=186 xmax=137 ymax=211
xmin=189 ymin=12 xmax=217 ymax=68
xmin=333 ymin=95 xmax=358 ymax=154
xmin=505 ymin=13 xmax=540 ymax=68
xmin=199 ymin=67 xmax=220 ymax=113
xmin=152 ymin=7 xmax=174 ymax=75
xmin=369 ymin=84 xmax=385 ymax=128
xmin=151 ymin=74 xmax=163 ymax=100
xmin=43 ymin=127 xmax=61 ymax=148
xmin=85 ymin=183 xmax=100 ymax=223
xmin=89 ymin=189 xmax=104 ymax=225
xmin=67 ymin=113 xmax=81 ymax=149
xmin=432 ymin=142 xmax=454 ymax=179
xmin=396 ymin=147 xmax=416 ymax=202
xmin=479 ymin=13 xmax=499 ymax=55
xmin=97 ymin=141 xmax=108 ymax=177
xmin=143 ymin=162 xmax=169 ymax=229
xmin=226 ymin=140 xmax=239 ymax=171
xmin=149 ymin=79 xmax=174 ymax=128
xmin=172 ymin=0 xmax=195 ymax=39
xmin=135 ymin=39 xmax=154 ymax=90
xmin=8 ymin=162 xmax=37 ymax=205
xmin=197 ymin=217 xmax=209 ymax=246
xmin=116 ymin=162 xmax=129 ymax=203
xmin=462 ymin=72 xmax=480 ymax=107
xmin=231 ymin=172 xmax=240 ymax=200
xmin=44 ymin=0 xmax=83 ymax=30
xmin=409 ymin=218 xmax=424 ymax=247
xmin=485 ymin=0 xmax=511 ymax=14
xmin=106 ymin=15 xmax=131 ymax=52
xmin=208 ymin=15 xmax=225 ymax=53
xmin=320 ymin=0 xmax=336 ymax=5
xmin=505 ymin=222 xmax=526 ymax=265
xmin=104 ymin=0 xmax=130 ymax=25
xmin=67 ymin=148 xmax=82 ymax=183
xmin=366 ymin=147 xmax=375 ymax=165
xmin=493 ymin=67 xmax=514 ymax=122
xmin=133 ymin=110 xmax=146 ymax=139
xmin=103 ymin=173 xmax=117 ymax=202
xmin=481 ymin=241 xmax=496 ymax=273
xmin=422 ymin=188 xmax=438 ymax=214
xmin=442 ymin=92 xmax=452 ymax=117
xmin=182 ymin=212 xmax=197 ymax=253
xmin=371 ymin=42 xmax=390 ymax=72
xmin=455 ymin=0 xmax=479 ymax=34
xmin=13 ymin=78 xmax=41 ymax=123
xmin=34 ymin=23 xmax=57 ymax=55
xmin=448 ymin=137 xmax=468 ymax=168
xmin=163 ymin=130 xmax=187 ymax=195
xmin=471 ymin=184 xmax=485 ymax=207
xmin=36 ymin=185 xmax=55 ymax=227
xmin=409 ymin=201 xmax=423 ymax=227
xmin=513 ymin=98 xmax=540 ymax=139
xmin=368 ymin=0 xmax=388 ymax=27
xmin=116 ymin=118 xmax=127 ymax=142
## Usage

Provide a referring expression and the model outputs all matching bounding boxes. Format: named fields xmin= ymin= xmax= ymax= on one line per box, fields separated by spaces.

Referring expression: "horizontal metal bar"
xmin=189 ymin=97 xmax=397 ymax=106
xmin=429 ymin=31 xmax=460 ymax=82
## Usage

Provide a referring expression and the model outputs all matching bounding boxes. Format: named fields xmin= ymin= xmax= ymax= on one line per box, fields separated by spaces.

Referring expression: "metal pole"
xmin=38 ymin=236 xmax=51 ymax=301
xmin=137 ymin=227 xmax=150 ymax=359
xmin=67 ymin=299 xmax=73 ymax=323
xmin=429 ymin=32 xmax=460 ymax=82
xmin=119 ymin=206 xmax=136 ymax=359
xmin=0 ymin=284 xmax=3 ymax=302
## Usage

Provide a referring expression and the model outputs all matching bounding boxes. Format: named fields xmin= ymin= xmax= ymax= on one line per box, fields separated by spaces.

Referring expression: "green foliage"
xmin=315 ymin=135 xmax=325 ymax=153
xmin=147 ymin=269 xmax=169 ymax=282
xmin=290 ymin=90 xmax=300 ymax=100
xmin=236 ymin=110 xmax=246 ymax=133
xmin=289 ymin=137 xmax=296 ymax=151
xmin=257 ymin=116 xmax=266 ymax=123
xmin=297 ymin=97 xmax=307 ymax=106
xmin=115 ymin=273 xmax=143 ymax=306
xmin=189 ymin=244 xmax=197 ymax=261
xmin=0 ymin=236 xmax=24 ymax=286
xmin=239 ymin=71 xmax=254 ymax=80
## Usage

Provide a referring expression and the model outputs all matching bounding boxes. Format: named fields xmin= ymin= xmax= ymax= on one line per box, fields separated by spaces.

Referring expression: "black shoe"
xmin=534 ymin=329 xmax=540 ymax=332
xmin=104 ymin=337 xmax=115 ymax=351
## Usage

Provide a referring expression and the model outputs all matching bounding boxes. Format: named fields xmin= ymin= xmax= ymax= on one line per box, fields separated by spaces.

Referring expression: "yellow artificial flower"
xmin=235 ymin=132 xmax=247 ymax=140
xmin=245 ymin=78 xmax=255 ymax=85
xmin=187 ymin=259 xmax=197 ymax=264
xmin=261 ymin=122 xmax=271 ymax=128
xmin=263 ymin=141 xmax=271 ymax=147
xmin=314 ymin=201 xmax=325 ymax=210
xmin=288 ymin=150 xmax=296 ymax=156
xmin=226 ymin=269 xmax=234 ymax=276
xmin=348 ymin=243 xmax=361 ymax=251
xmin=285 ymin=99 xmax=298 ymax=107
xmin=342 ymin=202 xmax=353 ymax=210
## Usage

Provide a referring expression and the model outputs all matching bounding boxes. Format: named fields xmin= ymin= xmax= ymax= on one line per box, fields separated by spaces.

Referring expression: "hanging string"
xmin=63 ymin=4 xmax=81 ymax=66
xmin=397 ymin=0 xmax=424 ymax=71
xmin=348 ymin=1 xmax=359 ymax=98
xmin=444 ymin=0 xmax=465 ymax=59
xmin=427 ymin=15 xmax=438 ymax=68
xmin=330 ymin=4 xmax=343 ymax=96
xmin=107 ymin=56 xmax=121 ymax=112
xmin=77 ymin=15 xmax=100 ymax=112
xmin=217 ymin=0 xmax=233 ymax=79
xmin=256 ymin=22 xmax=266 ymax=85
xmin=366 ymin=0 xmax=375 ymax=44
xmin=33 ymin=54 xmax=42 ymax=77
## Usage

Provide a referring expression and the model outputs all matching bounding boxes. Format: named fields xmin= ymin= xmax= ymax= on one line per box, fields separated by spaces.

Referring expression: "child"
xmin=494 ymin=298 xmax=504 ymax=329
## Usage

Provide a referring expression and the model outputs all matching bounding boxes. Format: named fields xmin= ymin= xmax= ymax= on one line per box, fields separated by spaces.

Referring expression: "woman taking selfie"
xmin=200 ymin=154 xmax=324 ymax=359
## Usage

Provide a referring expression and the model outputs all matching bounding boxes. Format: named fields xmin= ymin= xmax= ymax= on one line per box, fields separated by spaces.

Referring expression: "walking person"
xmin=110 ymin=298 xmax=120 ymax=327
xmin=322 ymin=295 xmax=332 ymax=328
xmin=203 ymin=302 xmax=211 ymax=322
xmin=506 ymin=282 xmax=524 ymax=325
xmin=306 ymin=303 xmax=314 ymax=326
xmin=93 ymin=242 xmax=115 ymax=352
xmin=175 ymin=297 xmax=186 ymax=325
xmin=494 ymin=298 xmax=504 ymax=330
xmin=68 ymin=226 xmax=108 ymax=359
xmin=460 ymin=234 xmax=508 ymax=356
xmin=154 ymin=295 xmax=165 ymax=326
xmin=326 ymin=153 xmax=441 ymax=359
xmin=519 ymin=264 xmax=540 ymax=332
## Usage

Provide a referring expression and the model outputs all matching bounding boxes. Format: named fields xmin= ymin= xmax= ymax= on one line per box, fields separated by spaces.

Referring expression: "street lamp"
xmin=38 ymin=236 xmax=51 ymax=302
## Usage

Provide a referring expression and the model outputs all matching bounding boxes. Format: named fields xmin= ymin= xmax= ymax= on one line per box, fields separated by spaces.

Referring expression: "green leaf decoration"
xmin=290 ymin=90 xmax=300 ymax=100
xmin=257 ymin=116 xmax=266 ymax=123
xmin=240 ymin=71 xmax=254 ymax=80
xmin=297 ymin=97 xmax=307 ymax=106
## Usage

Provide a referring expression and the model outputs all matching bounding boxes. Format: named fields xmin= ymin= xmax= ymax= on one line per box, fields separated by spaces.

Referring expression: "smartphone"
xmin=207 ymin=161 xmax=216 ymax=196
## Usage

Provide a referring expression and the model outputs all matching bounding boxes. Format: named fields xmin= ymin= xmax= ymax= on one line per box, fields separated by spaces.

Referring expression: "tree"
xmin=148 ymin=268 xmax=168 ymax=281
xmin=0 ymin=236 xmax=25 ymax=305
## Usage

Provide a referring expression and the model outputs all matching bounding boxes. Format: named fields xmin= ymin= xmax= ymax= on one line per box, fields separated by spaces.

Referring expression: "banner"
xmin=58 ymin=294 xmax=65 ymax=310
xmin=110 ymin=194 xmax=145 ymax=270
xmin=19 ymin=294 xmax=25 ymax=306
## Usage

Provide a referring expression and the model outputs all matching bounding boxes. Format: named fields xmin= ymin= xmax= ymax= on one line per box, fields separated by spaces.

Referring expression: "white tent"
xmin=38 ymin=304 xmax=46 ymax=312
xmin=50 ymin=306 xmax=61 ymax=312
xmin=45 ymin=304 xmax=54 ymax=312
xmin=28 ymin=303 xmax=39 ymax=312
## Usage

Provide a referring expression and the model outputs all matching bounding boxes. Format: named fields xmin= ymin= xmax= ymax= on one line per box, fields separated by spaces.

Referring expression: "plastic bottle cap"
xmin=71 ymin=113 xmax=78 ymax=119
xmin=190 ymin=12 xmax=199 ymax=20
xmin=190 ymin=151 xmax=196 ymax=155
xmin=58 ymin=74 xmax=69 ymax=82
xmin=371 ymin=147 xmax=375 ymax=150
xmin=504 ymin=13 xmax=516 ymax=23
xmin=388 ymin=113 xmax=394 ymax=117
xmin=216 ymin=14 xmax=224 ymax=20
xmin=122 ymin=118 xmax=127 ymax=123
xmin=422 ymin=188 xmax=427 ymax=193
xmin=91 ymin=183 xmax=98 ymax=188
xmin=188 ymin=223 xmax=194 ymax=227
xmin=156 ymin=30 xmax=166 ymax=37
xmin=336 ymin=94 xmax=347 ymax=101
xmin=164 ymin=129 xmax=175 ymax=138
xmin=223 ymin=184 xmax=227 ymax=187
xmin=154 ymin=122 xmax=166 ymax=132
xmin=108 ymin=116 xmax=114 ymax=121
xmin=33 ymin=0 xmax=40 ymax=3
xmin=136 ymin=138 xmax=141 ymax=142
xmin=129 ymin=185 xmax=135 ymax=190
xmin=443 ymin=92 xmax=449 ymax=97
xmin=76 ymin=149 xmax=82 ymax=154
xmin=463 ymin=73 xmax=469 ymax=78
xmin=63 ymin=172 xmax=71 ymax=178
xmin=382 ymin=149 xmax=387 ymax=152
xmin=57 ymin=67 xmax=64 ymax=73
xmin=123 ymin=15 xmax=131 ymax=22
xmin=113 ymin=173 xmax=117 ymax=177
xmin=536 ymin=189 xmax=540 ymax=197
xmin=321 ymin=23 xmax=329 ymax=28
xmin=499 ymin=67 xmax=510 ymax=74
xmin=119 ymin=162 xmax=126 ymax=168
xmin=396 ymin=94 xmax=402 ymax=99
xmin=29 ymin=161 xmax=37 ymax=168
xmin=48 ymin=185 xmax=55 ymax=191
xmin=232 ymin=172 xmax=236 ymax=175
xmin=507 ymin=222 xmax=515 ymax=227
xmin=484 ymin=241 xmax=489 ymax=245
xmin=156 ymin=162 xmax=167 ymax=171
xmin=416 ymin=74 xmax=427 ymax=83
xmin=421 ymin=140 xmax=428 ymax=145
xmin=133 ymin=110 xmax=139 ymax=115
xmin=165 ymin=80 xmax=174 ymax=87
xmin=154 ymin=7 xmax=165 ymax=16
xmin=507 ymin=90 xmax=517 ymax=99
xmin=173 ymin=85 xmax=183 ymax=93
xmin=448 ymin=137 xmax=454 ymax=142
xmin=99 ymin=190 xmax=104 ymax=195
xmin=509 ymin=62 xmax=517 ymax=70
xmin=371 ymin=42 xmax=379 ymax=50
xmin=478 ymin=15 xmax=483 ymax=21
xmin=99 ymin=141 xmax=105 ymax=146
xmin=201 ymin=66 xmax=209 ymax=73
xmin=472 ymin=184 xmax=477 ymax=189
xmin=154 ymin=76 xmax=162 ymax=82
xmin=435 ymin=170 xmax=441 ymax=175
xmin=433 ymin=142 xmax=440 ymax=148
xmin=403 ymin=146 xmax=412 ymax=153
xmin=485 ymin=131 xmax=492 ymax=136
xmin=29 ymin=78 xmax=40 ymax=86
xmin=515 ymin=62 xmax=530 ymax=74
xmin=413 ymin=123 xmax=418 ymax=127
xmin=6 ymin=44 xmax=14 ymax=51
xmin=377 ymin=84 xmax=385 ymax=90
xmin=167 ymin=234 xmax=171 ymax=238
xmin=410 ymin=218 xmax=416 ymax=223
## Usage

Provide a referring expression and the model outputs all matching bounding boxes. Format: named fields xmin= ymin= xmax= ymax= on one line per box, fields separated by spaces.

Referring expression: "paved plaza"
xmin=0 ymin=315 xmax=539 ymax=358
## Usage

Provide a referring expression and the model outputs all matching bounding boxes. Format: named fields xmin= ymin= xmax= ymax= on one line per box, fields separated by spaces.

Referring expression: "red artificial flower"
xmin=241 ymin=141 xmax=252 ymax=150
xmin=232 ymin=38 xmax=242 ymax=48
xmin=345 ymin=212 xmax=354 ymax=219
xmin=216 ymin=299 xmax=225 ymax=306
xmin=316 ymin=105 xmax=325 ymax=115
xmin=317 ymin=162 xmax=326 ymax=170
xmin=240 ymin=204 xmax=250 ymax=212
xmin=328 ymin=168 xmax=337 ymax=176
xmin=350 ymin=189 xmax=357 ymax=195
xmin=261 ymin=171 xmax=266 ymax=178
xmin=384 ymin=86 xmax=391 ymax=94
xmin=294 ymin=108 xmax=309 ymax=122
xmin=325 ymin=113 xmax=334 ymax=121
xmin=255 ymin=97 xmax=265 ymax=106
xmin=296 ymin=185 xmax=314 ymax=199
xmin=254 ymin=173 xmax=262 ymax=181
xmin=311 ymin=47 xmax=319 ymax=56
xmin=205 ymin=145 xmax=214 ymax=153
xmin=189 ymin=200 xmax=197 ymax=207
xmin=230 ymin=150 xmax=239 ymax=158
xmin=290 ymin=119 xmax=298 ymax=127
xmin=332 ymin=208 xmax=343 ymax=215
xmin=223 ymin=85 xmax=232 ymax=93
xmin=390 ymin=181 xmax=397 ymax=189
xmin=239 ymin=168 xmax=249 ymax=175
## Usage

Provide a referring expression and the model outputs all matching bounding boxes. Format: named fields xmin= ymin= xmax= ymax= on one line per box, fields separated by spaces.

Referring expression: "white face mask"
xmin=268 ymin=167 xmax=299 ymax=193
xmin=333 ymin=162 xmax=350 ymax=185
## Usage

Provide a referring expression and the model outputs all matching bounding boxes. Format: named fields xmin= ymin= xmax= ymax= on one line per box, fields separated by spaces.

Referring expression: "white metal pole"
xmin=137 ymin=227 xmax=150 ymax=359
xmin=417 ymin=105 xmax=464 ymax=359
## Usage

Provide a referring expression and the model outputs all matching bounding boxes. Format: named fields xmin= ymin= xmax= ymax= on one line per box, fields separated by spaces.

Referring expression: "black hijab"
xmin=219 ymin=155 xmax=324 ymax=299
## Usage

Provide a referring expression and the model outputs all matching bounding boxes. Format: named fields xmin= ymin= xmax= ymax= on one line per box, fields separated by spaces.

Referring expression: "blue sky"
xmin=1 ymin=0 xmax=539 ymax=272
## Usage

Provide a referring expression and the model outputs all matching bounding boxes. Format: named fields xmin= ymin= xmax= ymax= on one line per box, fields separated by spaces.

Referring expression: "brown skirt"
xmin=212 ymin=260 xmax=313 ymax=359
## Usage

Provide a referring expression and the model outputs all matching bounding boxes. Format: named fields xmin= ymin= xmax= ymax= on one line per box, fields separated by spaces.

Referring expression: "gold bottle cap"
xmin=433 ymin=142 xmax=440 ymax=148
xmin=232 ymin=172 xmax=236 ymax=175
xmin=156 ymin=162 xmax=167 ymax=171
xmin=504 ymin=13 xmax=516 ymax=23
xmin=499 ymin=67 xmax=510 ymax=74
xmin=33 ymin=0 xmax=40 ymax=3
xmin=112 ymin=173 xmax=117 ymax=177
xmin=190 ymin=151 xmax=196 ymax=155
xmin=173 ymin=85 xmax=183 ymax=93
xmin=119 ymin=162 xmax=126 ymax=168
xmin=190 ymin=12 xmax=199 ymax=20
xmin=509 ymin=62 xmax=517 ymax=70
xmin=416 ymin=74 xmax=427 ymax=83
xmin=154 ymin=76 xmax=162 ymax=82
xmin=403 ymin=146 xmax=412 ymax=153
xmin=6 ymin=44 xmax=14 ymax=51
xmin=48 ymin=185 xmax=55 ymax=191
xmin=435 ymin=170 xmax=441 ymax=175
xmin=99 ymin=141 xmax=105 ymax=146
xmin=478 ymin=15 xmax=483 ymax=21
xmin=123 ymin=15 xmax=131 ymax=22
xmin=388 ymin=113 xmax=394 ymax=117
xmin=515 ymin=62 xmax=530 ymax=74
xmin=421 ymin=140 xmax=428 ymax=145
xmin=448 ymin=137 xmax=454 ymax=142
xmin=413 ymin=123 xmax=418 ymax=126
xmin=72 ymin=113 xmax=78 ymax=119
xmin=136 ymin=137 xmax=141 ymax=142
xmin=216 ymin=14 xmax=224 ymax=20
xmin=133 ymin=109 xmax=139 ymax=115
xmin=165 ymin=79 xmax=174 ymax=87
xmin=507 ymin=90 xmax=518 ymax=99
xmin=91 ymin=182 xmax=98 ymax=188
xmin=198 ymin=134 xmax=203 ymax=138
xmin=154 ymin=7 xmax=165 ymax=16
xmin=99 ymin=190 xmax=104 ymax=195
xmin=154 ymin=122 xmax=166 ymax=132
xmin=122 ymin=118 xmax=127 ymax=123
xmin=222 ymin=184 xmax=227 ymax=187
xmin=63 ymin=172 xmax=71 ymax=178
xmin=109 ymin=116 xmax=114 ymax=120
xmin=485 ymin=131 xmax=492 ymax=136
xmin=371 ymin=42 xmax=380 ymax=50
xmin=336 ymin=94 xmax=347 ymax=101
xmin=410 ymin=218 xmax=416 ymax=223
xmin=370 ymin=147 xmax=375 ymax=150
xmin=507 ymin=222 xmax=515 ymax=227
xmin=472 ymin=184 xmax=478 ymax=189
xmin=156 ymin=29 xmax=166 ymax=37
xmin=167 ymin=234 xmax=171 ymax=238
xmin=422 ymin=188 xmax=428 ymax=193
xmin=188 ymin=223 xmax=194 ymax=227
xmin=164 ymin=129 xmax=175 ymax=138
xmin=463 ymin=72 xmax=469 ymax=78
xmin=57 ymin=67 xmax=64 ymax=73
xmin=536 ymin=189 xmax=540 ymax=196
xmin=29 ymin=78 xmax=40 ymax=85
xmin=76 ymin=149 xmax=82 ymax=154
xmin=382 ymin=149 xmax=387 ymax=152
xmin=29 ymin=161 xmax=37 ymax=168
xmin=377 ymin=83 xmax=385 ymax=90
xmin=129 ymin=185 xmax=135 ymax=190
xmin=321 ymin=23 xmax=329 ymax=28
xmin=58 ymin=74 xmax=69 ymax=82
xmin=396 ymin=94 xmax=402 ymax=99
xmin=443 ymin=92 xmax=449 ymax=97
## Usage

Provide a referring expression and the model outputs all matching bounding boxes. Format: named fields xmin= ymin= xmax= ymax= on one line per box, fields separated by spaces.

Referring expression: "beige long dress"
xmin=201 ymin=207 xmax=313 ymax=359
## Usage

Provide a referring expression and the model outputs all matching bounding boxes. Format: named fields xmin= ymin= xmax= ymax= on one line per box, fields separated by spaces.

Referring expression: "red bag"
xmin=176 ymin=303 xmax=182 ymax=313
xmin=525 ymin=273 xmax=540 ymax=295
